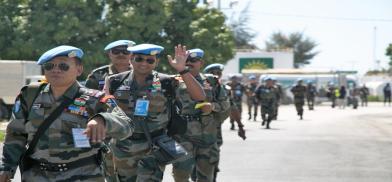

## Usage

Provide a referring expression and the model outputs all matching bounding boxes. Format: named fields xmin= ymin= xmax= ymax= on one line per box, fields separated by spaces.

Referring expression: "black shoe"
xmin=300 ymin=115 xmax=303 ymax=120
xmin=248 ymin=116 xmax=251 ymax=120
xmin=262 ymin=120 xmax=265 ymax=126
xmin=230 ymin=124 xmax=235 ymax=130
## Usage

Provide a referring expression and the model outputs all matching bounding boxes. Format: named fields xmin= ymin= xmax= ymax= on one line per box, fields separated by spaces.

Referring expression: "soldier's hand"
xmin=200 ymin=103 xmax=212 ymax=114
xmin=0 ymin=174 xmax=11 ymax=182
xmin=167 ymin=44 xmax=189 ymax=72
xmin=238 ymin=127 xmax=246 ymax=140
xmin=85 ymin=116 xmax=107 ymax=143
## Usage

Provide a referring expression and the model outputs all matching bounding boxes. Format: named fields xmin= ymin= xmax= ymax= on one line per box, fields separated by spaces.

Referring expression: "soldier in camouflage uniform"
xmin=306 ymin=81 xmax=317 ymax=110
xmin=85 ymin=40 xmax=135 ymax=182
xmin=291 ymin=79 xmax=307 ymax=120
xmin=85 ymin=40 xmax=135 ymax=90
xmin=105 ymin=44 xmax=205 ymax=182
xmin=255 ymin=77 xmax=278 ymax=129
xmin=0 ymin=45 xmax=134 ymax=182
xmin=203 ymin=63 xmax=246 ymax=182
xmin=245 ymin=75 xmax=259 ymax=121
xmin=171 ymin=49 xmax=230 ymax=182
xmin=227 ymin=75 xmax=246 ymax=130
xmin=271 ymin=77 xmax=282 ymax=120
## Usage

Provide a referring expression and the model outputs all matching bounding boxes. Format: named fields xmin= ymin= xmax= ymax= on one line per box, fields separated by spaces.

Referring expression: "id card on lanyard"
xmin=134 ymin=98 xmax=150 ymax=117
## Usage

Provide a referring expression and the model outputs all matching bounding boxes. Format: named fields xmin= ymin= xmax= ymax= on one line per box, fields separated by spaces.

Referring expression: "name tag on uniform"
xmin=134 ymin=99 xmax=149 ymax=116
xmin=72 ymin=128 xmax=91 ymax=148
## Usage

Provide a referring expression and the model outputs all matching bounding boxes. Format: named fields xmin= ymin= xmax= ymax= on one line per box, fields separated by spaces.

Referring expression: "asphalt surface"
xmin=2 ymin=103 xmax=392 ymax=182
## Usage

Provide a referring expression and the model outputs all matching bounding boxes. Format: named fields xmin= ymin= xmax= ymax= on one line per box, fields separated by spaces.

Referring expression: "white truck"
xmin=0 ymin=60 xmax=44 ymax=119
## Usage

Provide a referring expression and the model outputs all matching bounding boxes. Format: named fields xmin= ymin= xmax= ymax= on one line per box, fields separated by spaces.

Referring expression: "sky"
xmin=216 ymin=0 xmax=392 ymax=74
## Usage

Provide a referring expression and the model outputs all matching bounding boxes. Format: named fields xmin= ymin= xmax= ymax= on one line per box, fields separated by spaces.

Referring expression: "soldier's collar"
xmin=63 ymin=82 xmax=81 ymax=100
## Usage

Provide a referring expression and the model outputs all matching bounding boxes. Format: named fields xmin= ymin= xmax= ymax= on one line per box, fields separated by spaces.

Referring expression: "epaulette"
xmin=92 ymin=65 xmax=110 ymax=74
xmin=80 ymin=87 xmax=105 ymax=98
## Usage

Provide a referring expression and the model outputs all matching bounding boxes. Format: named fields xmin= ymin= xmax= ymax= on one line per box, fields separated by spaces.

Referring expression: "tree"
xmin=386 ymin=43 xmax=392 ymax=66
xmin=228 ymin=2 xmax=257 ymax=49
xmin=0 ymin=0 xmax=235 ymax=77
xmin=266 ymin=31 xmax=319 ymax=68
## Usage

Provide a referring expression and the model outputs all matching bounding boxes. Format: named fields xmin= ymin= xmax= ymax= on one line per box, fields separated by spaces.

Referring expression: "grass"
xmin=0 ymin=130 xmax=5 ymax=142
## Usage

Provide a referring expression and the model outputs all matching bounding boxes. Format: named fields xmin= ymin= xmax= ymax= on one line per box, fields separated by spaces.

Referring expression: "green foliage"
xmin=367 ymin=95 xmax=380 ymax=102
xmin=0 ymin=0 xmax=235 ymax=77
xmin=266 ymin=31 xmax=319 ymax=68
xmin=0 ymin=130 xmax=4 ymax=142
xmin=386 ymin=43 xmax=392 ymax=66
xmin=228 ymin=2 xmax=257 ymax=49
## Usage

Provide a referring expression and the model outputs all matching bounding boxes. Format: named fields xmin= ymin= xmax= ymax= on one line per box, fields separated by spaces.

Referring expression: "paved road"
xmin=163 ymin=103 xmax=392 ymax=182
xmin=3 ymin=103 xmax=392 ymax=181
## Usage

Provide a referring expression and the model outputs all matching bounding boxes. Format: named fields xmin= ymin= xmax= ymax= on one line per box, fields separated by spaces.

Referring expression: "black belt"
xmin=32 ymin=155 xmax=98 ymax=172
xmin=130 ymin=129 xmax=165 ymax=140
xmin=182 ymin=114 xmax=201 ymax=121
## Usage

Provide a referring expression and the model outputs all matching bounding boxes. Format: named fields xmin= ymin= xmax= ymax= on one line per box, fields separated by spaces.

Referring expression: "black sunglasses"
xmin=186 ymin=57 xmax=201 ymax=63
xmin=43 ymin=62 xmax=70 ymax=71
xmin=133 ymin=56 xmax=156 ymax=64
xmin=111 ymin=49 xmax=130 ymax=55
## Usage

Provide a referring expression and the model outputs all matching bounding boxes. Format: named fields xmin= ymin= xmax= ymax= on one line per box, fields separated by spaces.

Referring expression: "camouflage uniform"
xmin=85 ymin=64 xmax=128 ymax=90
xmin=291 ymin=84 xmax=307 ymax=119
xmin=226 ymin=82 xmax=245 ymax=130
xmin=306 ymin=84 xmax=317 ymax=110
xmin=255 ymin=85 xmax=278 ymax=129
xmin=85 ymin=64 xmax=131 ymax=182
xmin=273 ymin=83 xmax=283 ymax=120
xmin=0 ymin=82 xmax=134 ymax=181
xmin=108 ymin=70 xmax=174 ymax=182
xmin=172 ymin=73 xmax=229 ymax=182
xmin=245 ymin=83 xmax=258 ymax=121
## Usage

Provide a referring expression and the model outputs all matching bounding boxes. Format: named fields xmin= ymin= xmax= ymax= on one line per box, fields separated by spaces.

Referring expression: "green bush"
xmin=0 ymin=130 xmax=4 ymax=142
xmin=368 ymin=95 xmax=381 ymax=102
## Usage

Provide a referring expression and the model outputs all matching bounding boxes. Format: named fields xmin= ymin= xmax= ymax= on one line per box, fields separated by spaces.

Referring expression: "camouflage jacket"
xmin=107 ymin=70 xmax=172 ymax=134
xmin=255 ymin=85 xmax=278 ymax=104
xmin=291 ymin=85 xmax=307 ymax=99
xmin=245 ymin=83 xmax=258 ymax=100
xmin=85 ymin=64 xmax=131 ymax=90
xmin=176 ymin=73 xmax=230 ymax=116
xmin=0 ymin=82 xmax=133 ymax=178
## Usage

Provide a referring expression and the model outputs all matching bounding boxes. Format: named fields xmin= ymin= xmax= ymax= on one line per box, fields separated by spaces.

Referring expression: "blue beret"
xmin=188 ymin=48 xmax=204 ymax=58
xmin=270 ymin=76 xmax=277 ymax=81
xmin=104 ymin=40 xmax=136 ymax=51
xmin=203 ymin=63 xmax=224 ymax=73
xmin=127 ymin=43 xmax=164 ymax=56
xmin=248 ymin=75 xmax=256 ymax=80
xmin=263 ymin=77 xmax=273 ymax=81
xmin=37 ymin=45 xmax=84 ymax=65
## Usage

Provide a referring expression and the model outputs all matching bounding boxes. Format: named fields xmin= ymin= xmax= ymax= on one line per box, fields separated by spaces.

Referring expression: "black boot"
xmin=248 ymin=113 xmax=251 ymax=120
xmin=266 ymin=120 xmax=271 ymax=129
xmin=230 ymin=121 xmax=235 ymax=130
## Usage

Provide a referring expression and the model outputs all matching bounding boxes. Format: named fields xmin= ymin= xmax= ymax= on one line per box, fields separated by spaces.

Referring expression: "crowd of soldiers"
xmin=0 ymin=40 xmax=247 ymax=182
xmin=0 ymin=39 xmax=375 ymax=182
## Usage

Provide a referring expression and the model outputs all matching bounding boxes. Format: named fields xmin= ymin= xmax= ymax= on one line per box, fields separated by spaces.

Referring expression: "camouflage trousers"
xmin=22 ymin=163 xmax=104 ymax=182
xmin=172 ymin=116 xmax=219 ymax=182
xmin=172 ymin=138 xmax=219 ymax=182
xmin=111 ymin=138 xmax=165 ymax=182
xmin=246 ymin=98 xmax=258 ymax=119
xmin=307 ymin=96 xmax=315 ymax=110
xmin=102 ymin=139 xmax=118 ymax=182
xmin=294 ymin=98 xmax=305 ymax=115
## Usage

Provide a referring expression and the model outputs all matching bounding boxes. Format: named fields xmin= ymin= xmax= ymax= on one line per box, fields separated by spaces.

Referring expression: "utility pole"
xmin=373 ymin=26 xmax=379 ymax=70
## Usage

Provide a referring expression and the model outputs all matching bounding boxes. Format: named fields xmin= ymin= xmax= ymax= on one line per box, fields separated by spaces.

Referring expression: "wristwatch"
xmin=179 ymin=68 xmax=190 ymax=75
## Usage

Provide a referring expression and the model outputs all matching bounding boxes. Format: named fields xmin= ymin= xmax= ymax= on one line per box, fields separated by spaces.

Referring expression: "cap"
xmin=127 ymin=43 xmax=164 ymax=56
xmin=37 ymin=45 xmax=84 ymax=65
xmin=203 ymin=63 xmax=224 ymax=73
xmin=188 ymin=48 xmax=204 ymax=58
xmin=104 ymin=40 xmax=136 ymax=51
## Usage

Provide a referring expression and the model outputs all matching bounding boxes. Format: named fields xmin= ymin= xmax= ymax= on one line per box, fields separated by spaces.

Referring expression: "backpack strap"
xmin=108 ymin=71 xmax=131 ymax=95
xmin=20 ymin=82 xmax=48 ymax=119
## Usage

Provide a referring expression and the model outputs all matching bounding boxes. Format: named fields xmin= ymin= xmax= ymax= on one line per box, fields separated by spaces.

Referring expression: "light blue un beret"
xmin=37 ymin=45 xmax=84 ymax=65
xmin=203 ymin=63 xmax=224 ymax=73
xmin=127 ymin=43 xmax=164 ymax=56
xmin=248 ymin=75 xmax=256 ymax=80
xmin=188 ymin=48 xmax=204 ymax=58
xmin=104 ymin=40 xmax=136 ymax=51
